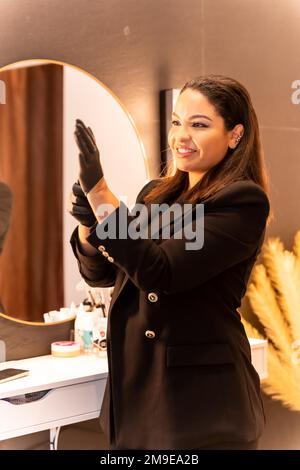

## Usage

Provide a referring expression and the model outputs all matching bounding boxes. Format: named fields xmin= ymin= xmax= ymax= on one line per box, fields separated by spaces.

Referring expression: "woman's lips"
xmin=175 ymin=147 xmax=197 ymax=158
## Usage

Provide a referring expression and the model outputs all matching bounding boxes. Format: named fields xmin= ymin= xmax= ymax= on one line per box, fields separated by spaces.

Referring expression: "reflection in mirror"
xmin=0 ymin=182 xmax=12 ymax=313
xmin=0 ymin=60 xmax=148 ymax=322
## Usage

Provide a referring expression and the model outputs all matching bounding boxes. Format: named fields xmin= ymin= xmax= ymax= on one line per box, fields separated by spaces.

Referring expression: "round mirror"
xmin=0 ymin=59 xmax=148 ymax=322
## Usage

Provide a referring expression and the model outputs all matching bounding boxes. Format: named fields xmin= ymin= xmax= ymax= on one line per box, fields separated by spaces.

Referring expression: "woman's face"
xmin=168 ymin=88 xmax=241 ymax=185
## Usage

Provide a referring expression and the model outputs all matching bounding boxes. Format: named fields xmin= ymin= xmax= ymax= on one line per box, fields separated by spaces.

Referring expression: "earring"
xmin=235 ymin=134 xmax=242 ymax=144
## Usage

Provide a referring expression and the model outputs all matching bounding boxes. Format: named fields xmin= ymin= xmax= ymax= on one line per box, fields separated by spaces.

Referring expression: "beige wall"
xmin=0 ymin=0 xmax=299 ymax=450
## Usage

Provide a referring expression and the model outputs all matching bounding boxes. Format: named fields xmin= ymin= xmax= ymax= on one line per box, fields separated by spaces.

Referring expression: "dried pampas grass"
xmin=244 ymin=230 xmax=300 ymax=411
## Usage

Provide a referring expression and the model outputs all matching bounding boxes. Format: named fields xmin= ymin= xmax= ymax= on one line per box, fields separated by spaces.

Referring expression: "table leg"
xmin=49 ymin=426 xmax=61 ymax=450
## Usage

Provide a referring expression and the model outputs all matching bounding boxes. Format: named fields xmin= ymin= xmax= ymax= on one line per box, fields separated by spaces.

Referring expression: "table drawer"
xmin=0 ymin=379 xmax=105 ymax=435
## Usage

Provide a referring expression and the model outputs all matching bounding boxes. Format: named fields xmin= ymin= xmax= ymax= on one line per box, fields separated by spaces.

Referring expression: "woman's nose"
xmin=175 ymin=125 xmax=192 ymax=141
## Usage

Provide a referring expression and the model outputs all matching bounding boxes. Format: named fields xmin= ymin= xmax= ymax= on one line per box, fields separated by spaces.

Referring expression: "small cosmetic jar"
xmin=51 ymin=341 xmax=81 ymax=357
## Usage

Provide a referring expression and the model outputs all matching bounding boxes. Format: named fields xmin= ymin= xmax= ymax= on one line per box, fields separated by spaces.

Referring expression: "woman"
xmin=0 ymin=181 xmax=12 ymax=313
xmin=69 ymin=75 xmax=270 ymax=450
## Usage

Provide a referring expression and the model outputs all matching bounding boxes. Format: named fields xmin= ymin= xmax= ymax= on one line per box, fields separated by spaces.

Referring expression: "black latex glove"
xmin=68 ymin=181 xmax=97 ymax=227
xmin=74 ymin=119 xmax=104 ymax=194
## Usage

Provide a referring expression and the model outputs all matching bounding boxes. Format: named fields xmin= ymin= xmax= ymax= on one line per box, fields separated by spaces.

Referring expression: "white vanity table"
xmin=0 ymin=354 xmax=108 ymax=449
xmin=0 ymin=338 xmax=267 ymax=450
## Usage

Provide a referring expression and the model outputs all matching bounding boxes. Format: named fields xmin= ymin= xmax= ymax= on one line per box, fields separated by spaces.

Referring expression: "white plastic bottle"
xmin=74 ymin=305 xmax=85 ymax=352
xmin=82 ymin=313 xmax=94 ymax=355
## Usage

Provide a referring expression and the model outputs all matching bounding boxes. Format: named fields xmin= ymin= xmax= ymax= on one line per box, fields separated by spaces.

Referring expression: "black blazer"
xmin=70 ymin=178 xmax=270 ymax=450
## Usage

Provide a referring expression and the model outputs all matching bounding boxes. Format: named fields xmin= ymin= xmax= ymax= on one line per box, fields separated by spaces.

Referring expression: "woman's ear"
xmin=229 ymin=124 xmax=244 ymax=149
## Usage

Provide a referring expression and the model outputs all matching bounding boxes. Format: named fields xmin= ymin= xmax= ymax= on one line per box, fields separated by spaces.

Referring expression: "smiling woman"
xmin=69 ymin=74 xmax=271 ymax=450
xmin=169 ymin=89 xmax=244 ymax=189
xmin=149 ymin=75 xmax=269 ymax=207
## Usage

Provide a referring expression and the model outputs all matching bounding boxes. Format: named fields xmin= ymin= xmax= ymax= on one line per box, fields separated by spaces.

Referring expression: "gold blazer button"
xmin=148 ymin=292 xmax=158 ymax=302
xmin=145 ymin=330 xmax=156 ymax=339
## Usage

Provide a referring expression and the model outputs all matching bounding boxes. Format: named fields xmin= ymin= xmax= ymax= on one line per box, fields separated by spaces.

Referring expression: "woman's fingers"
xmin=70 ymin=192 xmax=90 ymax=208
xmin=68 ymin=191 xmax=97 ymax=227
xmin=74 ymin=130 xmax=86 ymax=154
xmin=76 ymin=119 xmax=97 ymax=146
xmin=74 ymin=131 xmax=91 ymax=165
xmin=76 ymin=125 xmax=95 ymax=154
xmin=76 ymin=121 xmax=96 ymax=152
xmin=76 ymin=119 xmax=90 ymax=137
xmin=74 ymin=119 xmax=103 ymax=194
xmin=76 ymin=118 xmax=85 ymax=128
xmin=72 ymin=181 xmax=85 ymax=197
xmin=87 ymin=126 xmax=96 ymax=145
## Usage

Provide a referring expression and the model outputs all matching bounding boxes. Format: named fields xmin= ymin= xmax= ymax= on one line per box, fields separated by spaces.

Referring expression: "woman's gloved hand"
xmin=68 ymin=181 xmax=97 ymax=227
xmin=74 ymin=119 xmax=104 ymax=194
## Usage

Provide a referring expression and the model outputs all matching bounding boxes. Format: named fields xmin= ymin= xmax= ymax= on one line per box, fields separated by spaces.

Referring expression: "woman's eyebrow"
xmin=172 ymin=112 xmax=213 ymax=122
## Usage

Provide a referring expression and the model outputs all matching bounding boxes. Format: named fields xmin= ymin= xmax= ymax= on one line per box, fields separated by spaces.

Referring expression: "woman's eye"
xmin=171 ymin=120 xmax=207 ymax=128
xmin=192 ymin=122 xmax=207 ymax=128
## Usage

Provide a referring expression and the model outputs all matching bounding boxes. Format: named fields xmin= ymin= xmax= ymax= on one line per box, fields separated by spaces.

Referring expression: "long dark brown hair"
xmin=144 ymin=74 xmax=270 ymax=212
